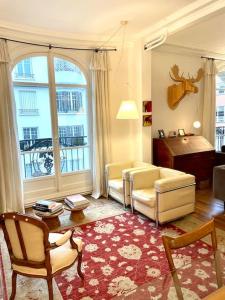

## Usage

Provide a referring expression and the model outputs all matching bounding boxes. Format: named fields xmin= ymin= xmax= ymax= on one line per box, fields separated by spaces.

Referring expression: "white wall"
xmin=151 ymin=45 xmax=204 ymax=139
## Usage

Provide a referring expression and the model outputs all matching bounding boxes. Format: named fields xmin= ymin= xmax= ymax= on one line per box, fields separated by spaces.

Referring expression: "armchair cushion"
xmin=108 ymin=179 xmax=123 ymax=193
xmin=132 ymin=188 xmax=156 ymax=207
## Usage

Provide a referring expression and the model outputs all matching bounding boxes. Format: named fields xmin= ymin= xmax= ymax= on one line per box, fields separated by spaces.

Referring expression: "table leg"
xmin=70 ymin=210 xmax=85 ymax=222
xmin=42 ymin=216 xmax=60 ymax=230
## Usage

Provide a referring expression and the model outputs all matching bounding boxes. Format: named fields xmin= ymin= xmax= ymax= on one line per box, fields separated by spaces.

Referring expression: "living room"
xmin=1 ymin=1 xmax=225 ymax=299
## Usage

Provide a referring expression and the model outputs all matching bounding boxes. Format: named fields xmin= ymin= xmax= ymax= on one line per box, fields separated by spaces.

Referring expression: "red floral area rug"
xmin=54 ymin=212 xmax=218 ymax=300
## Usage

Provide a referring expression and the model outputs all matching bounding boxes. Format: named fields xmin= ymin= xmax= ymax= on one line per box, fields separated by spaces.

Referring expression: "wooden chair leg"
xmin=77 ymin=252 xmax=84 ymax=279
xmin=10 ymin=271 xmax=17 ymax=300
xmin=47 ymin=277 xmax=53 ymax=300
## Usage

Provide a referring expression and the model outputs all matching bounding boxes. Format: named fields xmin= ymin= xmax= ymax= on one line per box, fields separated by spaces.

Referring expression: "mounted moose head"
xmin=168 ymin=65 xmax=204 ymax=109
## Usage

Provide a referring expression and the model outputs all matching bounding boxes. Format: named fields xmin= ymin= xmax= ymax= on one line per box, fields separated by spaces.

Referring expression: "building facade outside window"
xmin=59 ymin=125 xmax=84 ymax=137
xmin=15 ymin=58 xmax=33 ymax=79
xmin=19 ymin=90 xmax=39 ymax=115
xmin=23 ymin=127 xmax=38 ymax=140
xmin=56 ymin=90 xmax=83 ymax=113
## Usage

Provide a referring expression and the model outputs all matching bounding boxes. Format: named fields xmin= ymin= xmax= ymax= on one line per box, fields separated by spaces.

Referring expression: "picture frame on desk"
xmin=178 ymin=129 xmax=185 ymax=136
xmin=168 ymin=131 xmax=177 ymax=138
xmin=158 ymin=129 xmax=165 ymax=138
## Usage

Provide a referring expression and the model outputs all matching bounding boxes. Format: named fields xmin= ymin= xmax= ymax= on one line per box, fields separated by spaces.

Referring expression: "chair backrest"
xmin=162 ymin=219 xmax=222 ymax=299
xmin=162 ymin=219 xmax=217 ymax=271
xmin=0 ymin=212 xmax=50 ymax=268
xmin=132 ymin=161 xmax=154 ymax=168
xmin=159 ymin=167 xmax=185 ymax=179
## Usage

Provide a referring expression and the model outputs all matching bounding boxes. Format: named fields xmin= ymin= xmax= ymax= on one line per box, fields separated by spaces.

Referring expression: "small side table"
xmin=64 ymin=203 xmax=89 ymax=222
xmin=35 ymin=209 xmax=64 ymax=230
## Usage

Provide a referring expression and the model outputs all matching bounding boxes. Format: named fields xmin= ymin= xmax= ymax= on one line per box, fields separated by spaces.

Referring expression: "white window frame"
xmin=13 ymin=54 xmax=90 ymax=179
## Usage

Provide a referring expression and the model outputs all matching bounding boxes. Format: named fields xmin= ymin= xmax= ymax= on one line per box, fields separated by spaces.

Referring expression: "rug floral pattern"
xmin=53 ymin=212 xmax=221 ymax=299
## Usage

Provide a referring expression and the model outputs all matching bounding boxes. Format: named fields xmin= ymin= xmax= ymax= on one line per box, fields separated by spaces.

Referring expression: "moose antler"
xmin=189 ymin=68 xmax=204 ymax=83
xmin=169 ymin=64 xmax=185 ymax=82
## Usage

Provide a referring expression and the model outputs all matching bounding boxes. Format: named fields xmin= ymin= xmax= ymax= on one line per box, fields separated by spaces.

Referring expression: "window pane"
xmin=54 ymin=57 xmax=86 ymax=85
xmin=12 ymin=56 xmax=49 ymax=83
xmin=56 ymin=86 xmax=89 ymax=174
xmin=14 ymin=85 xmax=54 ymax=179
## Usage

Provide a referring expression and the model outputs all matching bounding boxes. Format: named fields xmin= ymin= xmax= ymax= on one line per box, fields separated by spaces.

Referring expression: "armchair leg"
xmin=47 ymin=277 xmax=53 ymax=300
xmin=77 ymin=252 xmax=84 ymax=279
xmin=10 ymin=271 xmax=17 ymax=300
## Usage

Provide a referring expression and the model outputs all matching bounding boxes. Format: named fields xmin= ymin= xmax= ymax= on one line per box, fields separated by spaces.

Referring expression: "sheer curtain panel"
xmin=0 ymin=40 xmax=24 ymax=213
xmin=90 ymin=51 xmax=111 ymax=198
xmin=202 ymin=59 xmax=217 ymax=146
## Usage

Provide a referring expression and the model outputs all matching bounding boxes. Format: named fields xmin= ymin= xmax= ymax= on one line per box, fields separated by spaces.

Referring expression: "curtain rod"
xmin=201 ymin=55 xmax=225 ymax=62
xmin=0 ymin=37 xmax=117 ymax=52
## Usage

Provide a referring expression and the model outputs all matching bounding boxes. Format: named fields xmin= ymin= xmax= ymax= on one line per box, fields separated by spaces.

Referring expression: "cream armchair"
xmin=0 ymin=212 xmax=83 ymax=300
xmin=129 ymin=167 xmax=195 ymax=226
xmin=105 ymin=161 xmax=155 ymax=207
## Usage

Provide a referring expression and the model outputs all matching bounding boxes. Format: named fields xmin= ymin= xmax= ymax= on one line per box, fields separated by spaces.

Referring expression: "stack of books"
xmin=32 ymin=200 xmax=63 ymax=217
xmin=64 ymin=194 xmax=90 ymax=210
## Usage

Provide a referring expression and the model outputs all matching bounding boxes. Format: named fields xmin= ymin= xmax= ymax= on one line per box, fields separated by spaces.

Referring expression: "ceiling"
xmin=166 ymin=8 xmax=225 ymax=55
xmin=0 ymin=0 xmax=195 ymax=40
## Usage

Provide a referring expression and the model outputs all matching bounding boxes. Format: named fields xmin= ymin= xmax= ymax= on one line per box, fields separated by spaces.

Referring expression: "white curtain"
xmin=90 ymin=51 xmax=111 ymax=199
xmin=202 ymin=59 xmax=217 ymax=146
xmin=0 ymin=39 xmax=24 ymax=213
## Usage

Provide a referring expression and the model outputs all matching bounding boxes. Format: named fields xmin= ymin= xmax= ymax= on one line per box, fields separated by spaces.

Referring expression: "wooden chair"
xmin=0 ymin=212 xmax=84 ymax=300
xmin=162 ymin=219 xmax=222 ymax=300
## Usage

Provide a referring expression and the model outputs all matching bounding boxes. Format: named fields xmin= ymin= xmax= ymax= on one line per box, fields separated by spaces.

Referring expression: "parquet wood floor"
xmin=195 ymin=188 xmax=225 ymax=230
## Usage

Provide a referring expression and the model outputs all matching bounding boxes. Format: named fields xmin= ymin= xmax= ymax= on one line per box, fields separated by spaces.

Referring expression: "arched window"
xmin=12 ymin=55 xmax=90 ymax=180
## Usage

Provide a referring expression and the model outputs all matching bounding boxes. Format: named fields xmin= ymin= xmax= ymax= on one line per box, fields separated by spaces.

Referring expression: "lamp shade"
xmin=193 ymin=120 xmax=201 ymax=129
xmin=116 ymin=100 xmax=139 ymax=119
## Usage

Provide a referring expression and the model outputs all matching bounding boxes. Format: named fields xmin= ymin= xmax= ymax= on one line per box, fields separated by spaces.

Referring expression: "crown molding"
xmin=154 ymin=43 xmax=225 ymax=60
xmin=139 ymin=0 xmax=225 ymax=43
xmin=0 ymin=21 xmax=137 ymax=49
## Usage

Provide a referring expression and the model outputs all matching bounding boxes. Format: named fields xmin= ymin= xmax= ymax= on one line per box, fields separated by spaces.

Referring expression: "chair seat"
xmin=108 ymin=178 xmax=123 ymax=192
xmin=132 ymin=188 xmax=156 ymax=208
xmin=13 ymin=233 xmax=83 ymax=276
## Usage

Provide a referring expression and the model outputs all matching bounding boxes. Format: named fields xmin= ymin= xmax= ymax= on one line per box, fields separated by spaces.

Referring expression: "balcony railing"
xmin=216 ymin=126 xmax=225 ymax=151
xmin=19 ymin=108 xmax=39 ymax=116
xmin=14 ymin=73 xmax=35 ymax=79
xmin=19 ymin=137 xmax=89 ymax=179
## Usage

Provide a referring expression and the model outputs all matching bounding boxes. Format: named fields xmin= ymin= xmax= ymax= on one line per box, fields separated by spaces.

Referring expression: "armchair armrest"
xmin=105 ymin=162 xmax=132 ymax=179
xmin=130 ymin=168 xmax=160 ymax=189
xmin=50 ymin=229 xmax=82 ymax=253
xmin=50 ymin=229 xmax=73 ymax=248
xmin=155 ymin=174 xmax=195 ymax=193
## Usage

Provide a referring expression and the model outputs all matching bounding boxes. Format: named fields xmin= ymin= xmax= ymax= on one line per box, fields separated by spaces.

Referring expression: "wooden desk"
xmin=153 ymin=135 xmax=215 ymax=184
